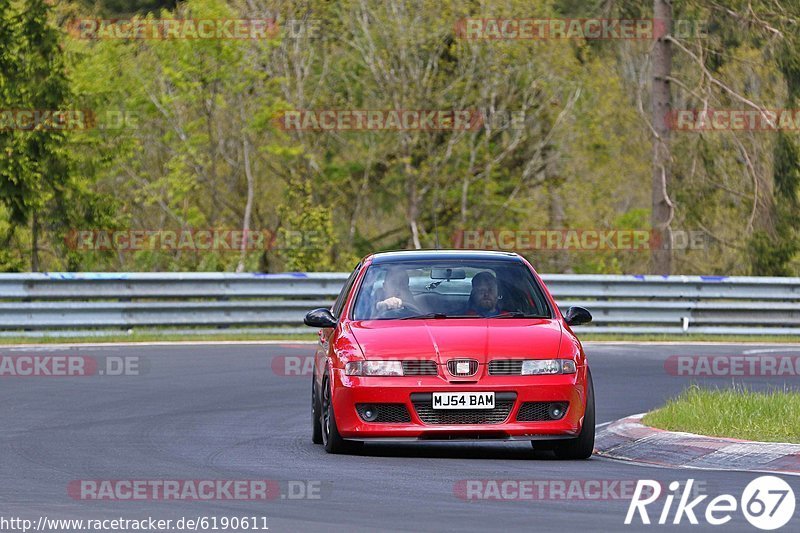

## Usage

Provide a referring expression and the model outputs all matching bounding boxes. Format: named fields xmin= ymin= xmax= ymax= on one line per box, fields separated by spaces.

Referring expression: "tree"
xmin=750 ymin=37 xmax=800 ymax=275
xmin=651 ymin=0 xmax=673 ymax=274
xmin=8 ymin=0 xmax=791 ymax=276
xmin=0 ymin=0 xmax=113 ymax=271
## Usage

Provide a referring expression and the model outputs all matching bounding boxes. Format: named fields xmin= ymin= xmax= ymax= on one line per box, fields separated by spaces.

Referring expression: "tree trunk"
xmin=236 ymin=105 xmax=255 ymax=273
xmin=31 ymin=213 xmax=39 ymax=273
xmin=548 ymin=181 xmax=567 ymax=272
xmin=408 ymin=193 xmax=422 ymax=249
xmin=651 ymin=0 xmax=673 ymax=274
xmin=405 ymin=156 xmax=422 ymax=249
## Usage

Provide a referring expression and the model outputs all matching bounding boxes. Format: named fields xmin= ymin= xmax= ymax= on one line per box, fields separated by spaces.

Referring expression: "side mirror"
xmin=563 ymin=306 xmax=592 ymax=326
xmin=304 ymin=308 xmax=337 ymax=328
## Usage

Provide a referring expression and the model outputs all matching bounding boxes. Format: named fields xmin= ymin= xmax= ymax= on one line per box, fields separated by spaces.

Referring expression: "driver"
xmin=375 ymin=268 xmax=416 ymax=313
xmin=466 ymin=271 xmax=502 ymax=317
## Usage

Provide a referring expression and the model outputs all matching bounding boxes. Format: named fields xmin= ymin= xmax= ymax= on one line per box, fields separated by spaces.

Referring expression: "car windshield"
xmin=351 ymin=260 xmax=551 ymax=320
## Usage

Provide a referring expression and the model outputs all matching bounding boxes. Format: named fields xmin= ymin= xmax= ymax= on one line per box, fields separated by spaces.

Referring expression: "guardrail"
xmin=1 ymin=272 xmax=799 ymax=336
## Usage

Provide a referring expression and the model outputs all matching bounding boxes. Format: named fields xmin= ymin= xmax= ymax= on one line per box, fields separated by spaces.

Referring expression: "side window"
xmin=331 ymin=263 xmax=361 ymax=318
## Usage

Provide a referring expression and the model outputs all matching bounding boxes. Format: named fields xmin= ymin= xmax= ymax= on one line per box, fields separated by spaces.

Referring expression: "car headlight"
xmin=521 ymin=359 xmax=577 ymax=375
xmin=345 ymin=361 xmax=404 ymax=376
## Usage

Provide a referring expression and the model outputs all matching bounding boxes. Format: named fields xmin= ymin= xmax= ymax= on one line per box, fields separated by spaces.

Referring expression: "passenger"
xmin=466 ymin=271 xmax=502 ymax=317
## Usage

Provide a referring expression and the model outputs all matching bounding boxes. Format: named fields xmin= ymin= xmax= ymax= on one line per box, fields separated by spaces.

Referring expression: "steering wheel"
xmin=376 ymin=302 xmax=423 ymax=319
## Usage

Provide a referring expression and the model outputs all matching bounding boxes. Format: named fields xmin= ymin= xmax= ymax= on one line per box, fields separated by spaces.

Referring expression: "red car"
xmin=304 ymin=250 xmax=595 ymax=458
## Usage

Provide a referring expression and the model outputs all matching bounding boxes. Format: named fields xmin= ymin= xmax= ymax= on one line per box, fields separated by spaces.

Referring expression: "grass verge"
xmin=642 ymin=385 xmax=800 ymax=443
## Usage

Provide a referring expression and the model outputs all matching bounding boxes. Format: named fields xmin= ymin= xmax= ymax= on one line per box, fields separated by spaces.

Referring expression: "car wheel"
xmin=320 ymin=373 xmax=360 ymax=454
xmin=311 ymin=371 xmax=323 ymax=444
xmin=551 ymin=368 xmax=595 ymax=460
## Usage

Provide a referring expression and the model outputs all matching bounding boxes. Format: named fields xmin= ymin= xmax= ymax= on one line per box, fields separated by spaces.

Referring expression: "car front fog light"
xmin=548 ymin=403 xmax=567 ymax=420
xmin=361 ymin=405 xmax=379 ymax=422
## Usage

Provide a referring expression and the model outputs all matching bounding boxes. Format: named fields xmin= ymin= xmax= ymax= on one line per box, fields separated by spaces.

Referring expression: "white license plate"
xmin=432 ymin=392 xmax=495 ymax=410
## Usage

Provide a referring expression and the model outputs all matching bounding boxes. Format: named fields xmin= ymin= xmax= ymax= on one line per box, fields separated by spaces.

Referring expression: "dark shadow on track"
xmin=341 ymin=442 xmax=588 ymax=461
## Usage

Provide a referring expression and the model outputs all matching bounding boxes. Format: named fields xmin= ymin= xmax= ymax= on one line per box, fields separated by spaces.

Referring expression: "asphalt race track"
xmin=1 ymin=342 xmax=799 ymax=532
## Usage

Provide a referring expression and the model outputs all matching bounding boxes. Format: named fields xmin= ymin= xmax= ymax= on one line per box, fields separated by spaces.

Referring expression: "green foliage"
xmin=0 ymin=0 xmax=115 ymax=271
xmin=277 ymin=178 xmax=336 ymax=272
xmin=0 ymin=0 xmax=797 ymax=275
xmin=748 ymin=229 xmax=796 ymax=277
xmin=747 ymin=33 xmax=800 ymax=275
xmin=74 ymin=0 xmax=177 ymax=16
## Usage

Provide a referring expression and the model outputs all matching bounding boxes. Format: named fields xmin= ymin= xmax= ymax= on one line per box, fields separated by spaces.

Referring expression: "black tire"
xmin=320 ymin=373 xmax=361 ymax=454
xmin=311 ymin=371 xmax=323 ymax=444
xmin=552 ymin=368 xmax=595 ymax=460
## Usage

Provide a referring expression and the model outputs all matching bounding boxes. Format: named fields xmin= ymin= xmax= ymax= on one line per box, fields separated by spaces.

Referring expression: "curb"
xmin=595 ymin=414 xmax=800 ymax=475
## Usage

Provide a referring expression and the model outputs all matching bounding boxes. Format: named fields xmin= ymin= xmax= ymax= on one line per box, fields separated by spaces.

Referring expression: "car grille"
xmin=446 ymin=359 xmax=479 ymax=377
xmin=412 ymin=400 xmax=515 ymax=424
xmin=488 ymin=360 xmax=523 ymax=375
xmin=516 ymin=402 xmax=569 ymax=421
xmin=356 ymin=403 xmax=412 ymax=423
xmin=402 ymin=360 xmax=438 ymax=376
xmin=409 ymin=393 xmax=517 ymax=425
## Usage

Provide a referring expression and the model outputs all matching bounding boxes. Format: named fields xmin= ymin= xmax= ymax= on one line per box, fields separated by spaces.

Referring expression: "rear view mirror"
xmin=564 ymin=306 xmax=592 ymax=326
xmin=430 ymin=268 xmax=466 ymax=280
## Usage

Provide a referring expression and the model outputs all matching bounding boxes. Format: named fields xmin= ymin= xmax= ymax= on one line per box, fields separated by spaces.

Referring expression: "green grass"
xmin=642 ymin=385 xmax=800 ymax=443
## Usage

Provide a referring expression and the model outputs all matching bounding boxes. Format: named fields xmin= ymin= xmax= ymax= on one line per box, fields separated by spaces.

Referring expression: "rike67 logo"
xmin=626 ymin=476 xmax=796 ymax=530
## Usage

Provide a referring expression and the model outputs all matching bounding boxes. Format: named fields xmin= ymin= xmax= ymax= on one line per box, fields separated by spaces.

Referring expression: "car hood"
xmin=349 ymin=319 xmax=563 ymax=363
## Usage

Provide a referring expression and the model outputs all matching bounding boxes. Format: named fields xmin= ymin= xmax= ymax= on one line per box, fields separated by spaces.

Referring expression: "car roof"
xmin=366 ymin=249 xmax=523 ymax=264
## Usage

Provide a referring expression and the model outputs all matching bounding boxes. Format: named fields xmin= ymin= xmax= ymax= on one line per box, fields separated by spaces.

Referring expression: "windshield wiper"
xmin=399 ymin=312 xmax=548 ymax=320
xmin=493 ymin=312 xmax=550 ymax=318
xmin=399 ymin=313 xmax=475 ymax=320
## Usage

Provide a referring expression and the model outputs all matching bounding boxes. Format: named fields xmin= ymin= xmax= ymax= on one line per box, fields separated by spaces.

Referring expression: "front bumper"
xmin=331 ymin=369 xmax=588 ymax=440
